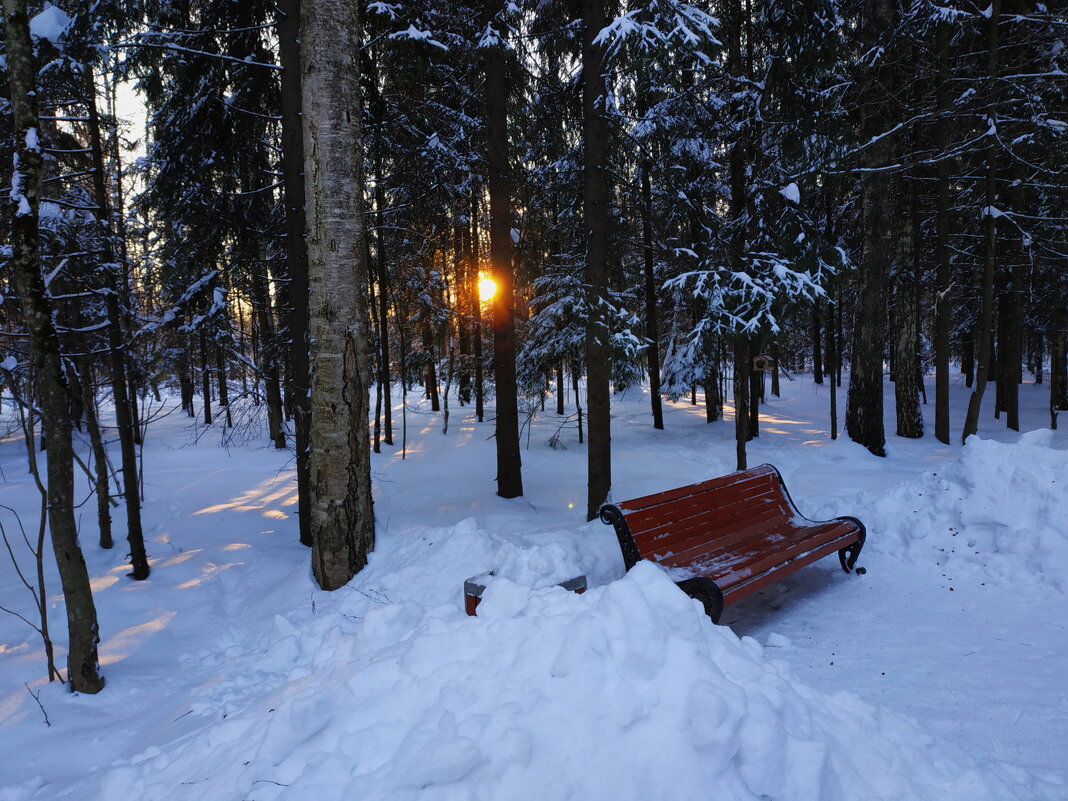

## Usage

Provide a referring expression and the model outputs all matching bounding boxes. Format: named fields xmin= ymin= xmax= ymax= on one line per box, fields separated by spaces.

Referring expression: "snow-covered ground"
xmin=1 ymin=371 xmax=1065 ymax=800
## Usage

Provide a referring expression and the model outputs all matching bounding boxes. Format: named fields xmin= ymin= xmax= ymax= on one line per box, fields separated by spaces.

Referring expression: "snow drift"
xmin=72 ymin=526 xmax=1032 ymax=801
xmin=838 ymin=431 xmax=1068 ymax=590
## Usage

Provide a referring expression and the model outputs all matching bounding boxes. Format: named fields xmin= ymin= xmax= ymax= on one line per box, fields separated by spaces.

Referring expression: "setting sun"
xmin=478 ymin=273 xmax=497 ymax=302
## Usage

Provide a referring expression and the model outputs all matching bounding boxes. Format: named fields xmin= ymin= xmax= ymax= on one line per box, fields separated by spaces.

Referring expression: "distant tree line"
xmin=1 ymin=0 xmax=1065 ymax=692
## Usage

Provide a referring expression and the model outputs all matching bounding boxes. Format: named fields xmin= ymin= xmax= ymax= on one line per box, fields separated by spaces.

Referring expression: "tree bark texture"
xmin=249 ymin=259 xmax=287 ymax=449
xmin=301 ymin=0 xmax=375 ymax=590
xmin=733 ymin=338 xmax=749 ymax=470
xmin=4 ymin=0 xmax=105 ymax=692
xmin=933 ymin=18 xmax=952 ymax=444
xmin=726 ymin=0 xmax=751 ymax=466
xmin=639 ymin=154 xmax=664 ymax=429
xmin=277 ymin=0 xmax=313 ymax=545
xmin=482 ymin=0 xmax=524 ymax=498
xmin=962 ymin=0 xmax=1001 ymax=443
xmin=85 ymin=65 xmax=149 ymax=575
xmin=812 ymin=301 xmax=824 ymax=384
xmin=893 ymin=185 xmax=923 ymax=438
xmin=845 ymin=0 xmax=896 ymax=458
xmin=1050 ymin=308 xmax=1067 ymax=427
xmin=582 ymin=0 xmax=612 ymax=521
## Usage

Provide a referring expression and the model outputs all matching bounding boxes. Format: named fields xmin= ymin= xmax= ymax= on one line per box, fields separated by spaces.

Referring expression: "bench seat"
xmin=599 ymin=464 xmax=865 ymax=622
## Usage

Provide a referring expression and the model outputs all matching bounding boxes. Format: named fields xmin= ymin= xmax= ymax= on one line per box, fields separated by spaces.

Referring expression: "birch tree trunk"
xmin=4 ymin=0 xmax=105 ymax=692
xmin=301 ymin=0 xmax=375 ymax=590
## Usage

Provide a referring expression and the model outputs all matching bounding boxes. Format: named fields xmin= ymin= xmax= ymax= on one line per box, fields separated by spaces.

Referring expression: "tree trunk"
xmin=812 ymin=301 xmax=824 ymax=384
xmin=85 ymin=64 xmax=149 ymax=580
xmin=556 ymin=363 xmax=565 ymax=415
xmin=828 ymin=285 xmax=839 ymax=440
xmin=748 ymin=345 xmax=760 ymax=438
xmin=770 ymin=341 xmax=780 ymax=397
xmin=4 ymin=0 xmax=105 ymax=692
xmin=1002 ymin=195 xmax=1025 ymax=432
xmin=80 ymin=368 xmax=113 ymax=549
xmin=199 ymin=330 xmax=213 ymax=426
xmin=639 ymin=154 xmax=664 ymax=429
xmin=374 ymin=186 xmax=393 ymax=445
xmin=726 ymin=0 xmax=752 ymax=463
xmin=894 ymin=183 xmax=923 ymax=438
xmin=250 ymin=261 xmax=286 ymax=448
xmin=703 ymin=373 xmax=720 ymax=423
xmin=582 ymin=0 xmax=612 ymax=520
xmin=215 ymin=342 xmax=232 ymax=427
xmin=421 ymin=307 xmax=440 ymax=412
xmin=933 ymin=18 xmax=952 ymax=444
xmin=454 ymin=225 xmax=472 ymax=408
xmin=845 ymin=0 xmax=895 ymax=458
xmin=470 ymin=196 xmax=485 ymax=422
xmin=733 ymin=338 xmax=749 ymax=470
xmin=302 ymin=0 xmax=375 ymax=590
xmin=962 ymin=0 xmax=1001 ymax=443
xmin=1050 ymin=307 xmax=1067 ymax=428
xmin=573 ymin=362 xmax=584 ymax=444
xmin=277 ymin=0 xmax=313 ymax=545
xmin=483 ymin=0 xmax=523 ymax=497
xmin=962 ymin=333 xmax=975 ymax=388
xmin=180 ymin=348 xmax=195 ymax=415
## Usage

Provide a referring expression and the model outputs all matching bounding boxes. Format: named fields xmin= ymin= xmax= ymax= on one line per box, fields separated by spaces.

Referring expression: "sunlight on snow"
xmin=99 ymin=611 xmax=176 ymax=666
xmin=192 ymin=477 xmax=297 ymax=517
xmin=174 ymin=560 xmax=244 ymax=590
xmin=143 ymin=548 xmax=203 ymax=570
xmin=89 ymin=574 xmax=120 ymax=593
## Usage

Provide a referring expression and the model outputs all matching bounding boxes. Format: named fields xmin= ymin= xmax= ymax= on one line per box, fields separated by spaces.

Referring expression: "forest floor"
xmin=0 ymin=370 xmax=1065 ymax=800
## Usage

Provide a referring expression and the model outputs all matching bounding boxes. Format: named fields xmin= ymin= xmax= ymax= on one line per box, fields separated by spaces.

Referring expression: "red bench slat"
xmin=635 ymin=489 xmax=791 ymax=554
xmin=624 ymin=476 xmax=783 ymax=536
xmin=618 ymin=466 xmax=778 ymax=514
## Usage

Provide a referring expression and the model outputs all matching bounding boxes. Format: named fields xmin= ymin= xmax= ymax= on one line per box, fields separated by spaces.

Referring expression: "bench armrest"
xmin=599 ymin=504 xmax=642 ymax=571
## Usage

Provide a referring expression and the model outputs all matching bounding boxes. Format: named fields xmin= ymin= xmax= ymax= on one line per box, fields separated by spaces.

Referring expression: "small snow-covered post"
xmin=3 ymin=0 xmax=105 ymax=692
xmin=301 ymin=0 xmax=375 ymax=589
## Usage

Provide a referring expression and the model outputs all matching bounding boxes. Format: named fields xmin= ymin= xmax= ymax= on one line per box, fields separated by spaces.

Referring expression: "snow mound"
xmin=74 ymin=541 xmax=1032 ymax=801
xmin=849 ymin=432 xmax=1068 ymax=590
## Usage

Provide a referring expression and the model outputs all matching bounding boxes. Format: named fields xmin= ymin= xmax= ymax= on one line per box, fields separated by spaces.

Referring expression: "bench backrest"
xmin=613 ymin=464 xmax=799 ymax=570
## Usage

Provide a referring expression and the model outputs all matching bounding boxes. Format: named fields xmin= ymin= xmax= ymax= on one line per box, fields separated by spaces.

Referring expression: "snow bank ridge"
xmin=857 ymin=431 xmax=1068 ymax=591
xmin=86 ymin=553 xmax=1029 ymax=801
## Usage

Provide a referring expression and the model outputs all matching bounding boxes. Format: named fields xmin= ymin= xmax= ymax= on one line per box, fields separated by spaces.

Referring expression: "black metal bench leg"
xmin=836 ymin=516 xmax=867 ymax=574
xmin=676 ymin=577 xmax=724 ymax=624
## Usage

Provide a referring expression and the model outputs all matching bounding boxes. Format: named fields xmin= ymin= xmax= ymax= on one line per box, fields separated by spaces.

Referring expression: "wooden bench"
xmin=599 ymin=464 xmax=865 ymax=623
